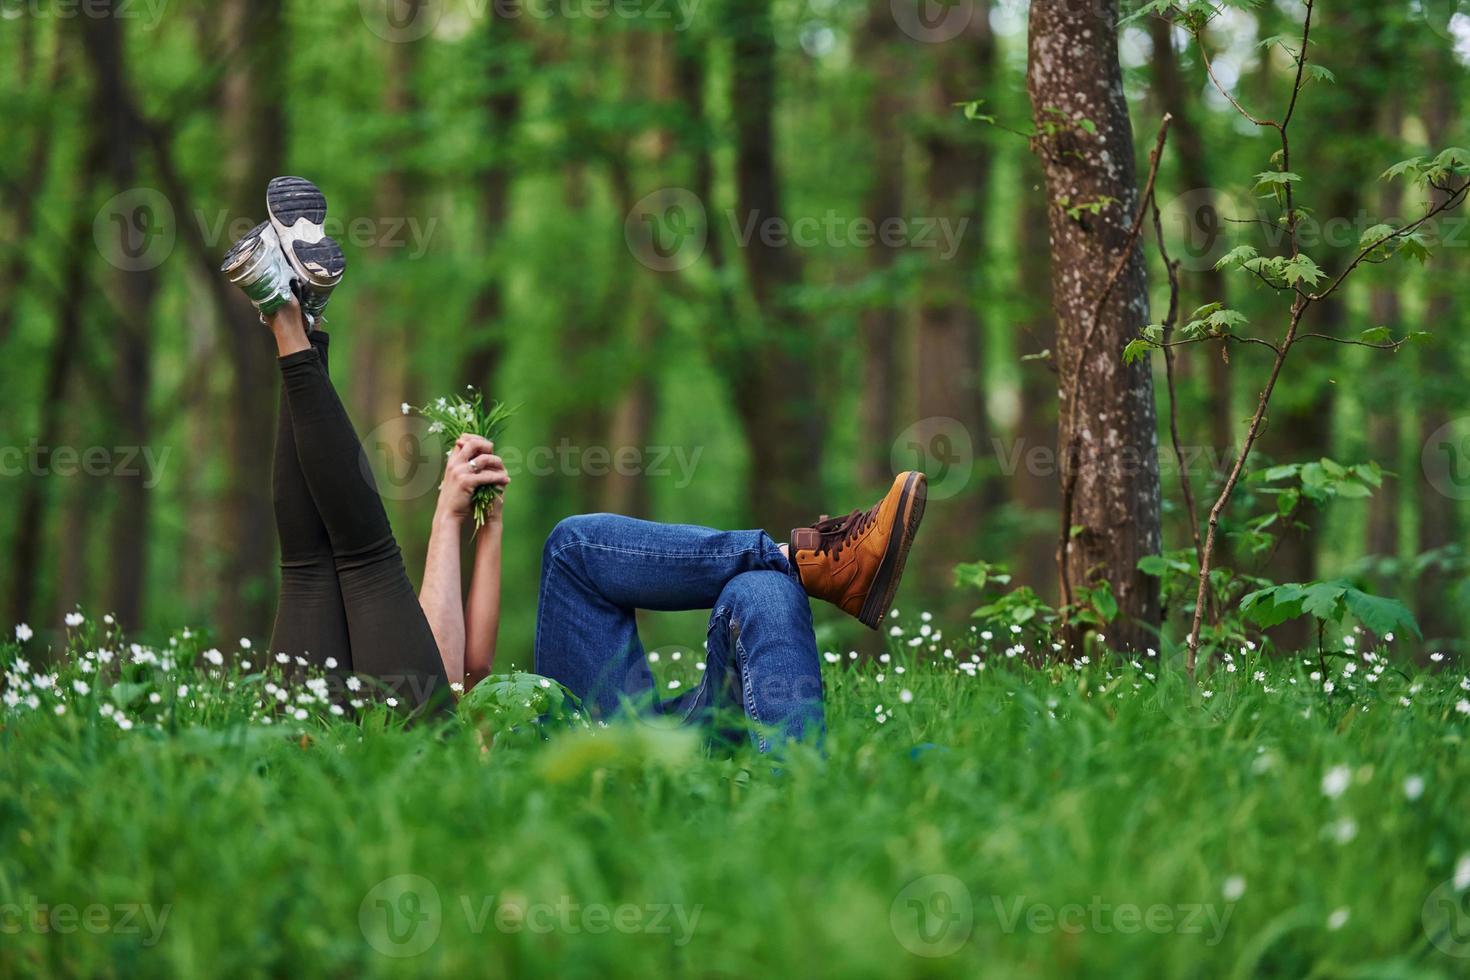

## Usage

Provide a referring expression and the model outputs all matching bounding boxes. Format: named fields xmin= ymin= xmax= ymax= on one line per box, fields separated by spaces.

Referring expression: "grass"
xmin=1 ymin=612 xmax=1469 ymax=978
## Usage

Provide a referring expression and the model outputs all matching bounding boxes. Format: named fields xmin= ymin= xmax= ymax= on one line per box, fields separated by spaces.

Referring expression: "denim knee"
xmin=715 ymin=571 xmax=810 ymax=627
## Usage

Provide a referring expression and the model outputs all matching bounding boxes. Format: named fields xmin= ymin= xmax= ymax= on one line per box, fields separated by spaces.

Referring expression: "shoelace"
xmin=811 ymin=503 xmax=879 ymax=559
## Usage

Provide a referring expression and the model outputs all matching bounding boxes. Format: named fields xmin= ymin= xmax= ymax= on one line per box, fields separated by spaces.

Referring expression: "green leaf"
xmin=1360 ymin=326 xmax=1392 ymax=343
xmin=1381 ymin=157 xmax=1425 ymax=182
xmin=1302 ymin=64 xmax=1335 ymax=85
xmin=1282 ymin=254 xmax=1324 ymax=287
xmin=1342 ymin=589 xmax=1421 ymax=638
xmin=1215 ymin=245 xmax=1259 ymax=270
xmin=954 ymin=100 xmax=996 ymax=124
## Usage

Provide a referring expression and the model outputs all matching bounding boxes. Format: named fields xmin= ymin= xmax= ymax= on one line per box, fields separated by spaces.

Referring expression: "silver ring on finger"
xmin=469 ymin=458 xmax=480 ymax=473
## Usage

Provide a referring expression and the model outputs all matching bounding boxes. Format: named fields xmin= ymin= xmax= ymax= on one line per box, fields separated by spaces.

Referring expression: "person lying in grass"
xmin=222 ymin=176 xmax=927 ymax=747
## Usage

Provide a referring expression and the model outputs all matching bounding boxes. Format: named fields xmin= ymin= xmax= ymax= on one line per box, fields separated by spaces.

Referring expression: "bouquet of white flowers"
xmin=403 ymin=387 xmax=516 ymax=530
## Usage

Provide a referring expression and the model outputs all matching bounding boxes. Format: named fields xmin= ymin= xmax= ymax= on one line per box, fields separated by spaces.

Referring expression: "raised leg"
xmin=268 ymin=332 xmax=352 ymax=673
xmin=275 ymin=321 xmax=449 ymax=714
xmin=683 ymin=571 xmax=824 ymax=752
xmin=533 ymin=513 xmax=791 ymax=719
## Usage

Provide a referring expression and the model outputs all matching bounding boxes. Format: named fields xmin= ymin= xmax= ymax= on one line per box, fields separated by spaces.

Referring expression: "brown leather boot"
xmin=789 ymin=471 xmax=927 ymax=629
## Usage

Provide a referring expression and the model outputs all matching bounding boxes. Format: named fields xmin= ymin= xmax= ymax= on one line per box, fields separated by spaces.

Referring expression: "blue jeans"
xmin=533 ymin=515 xmax=824 ymax=751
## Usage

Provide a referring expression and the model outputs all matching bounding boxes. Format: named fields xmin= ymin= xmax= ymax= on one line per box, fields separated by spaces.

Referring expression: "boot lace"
xmin=811 ymin=503 xmax=879 ymax=560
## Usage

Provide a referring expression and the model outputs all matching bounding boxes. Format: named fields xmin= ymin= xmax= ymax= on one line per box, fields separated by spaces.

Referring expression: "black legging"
xmin=268 ymin=332 xmax=449 ymax=714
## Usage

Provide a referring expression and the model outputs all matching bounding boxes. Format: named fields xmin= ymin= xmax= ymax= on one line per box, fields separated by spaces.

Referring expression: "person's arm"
xmin=463 ymin=497 xmax=504 ymax=688
xmin=420 ymin=435 xmax=509 ymax=685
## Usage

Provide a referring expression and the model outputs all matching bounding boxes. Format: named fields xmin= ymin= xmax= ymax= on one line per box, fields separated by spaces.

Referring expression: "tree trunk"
xmin=1013 ymin=162 xmax=1059 ymax=596
xmin=461 ymin=0 xmax=523 ymax=389
xmin=1416 ymin=53 xmax=1463 ymax=652
xmin=1148 ymin=13 xmax=1232 ymax=458
xmin=1027 ymin=0 xmax=1162 ymax=649
xmin=912 ymin=6 xmax=996 ymax=603
xmin=1364 ymin=142 xmax=1403 ymax=559
xmin=79 ymin=4 xmax=163 ymax=631
xmin=854 ymin=0 xmax=909 ymax=488
xmin=725 ymin=0 xmax=823 ymax=534
xmin=8 ymin=186 xmax=92 ymax=628
xmin=217 ymin=0 xmax=287 ymax=641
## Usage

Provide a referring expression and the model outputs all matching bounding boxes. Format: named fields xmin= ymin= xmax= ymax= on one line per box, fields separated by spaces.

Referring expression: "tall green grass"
xmin=1 ymin=613 xmax=1467 ymax=978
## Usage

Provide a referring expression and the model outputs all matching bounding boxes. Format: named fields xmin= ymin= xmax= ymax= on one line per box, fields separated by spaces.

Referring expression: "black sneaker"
xmin=220 ymin=221 xmax=296 ymax=317
xmin=266 ymin=175 xmax=345 ymax=326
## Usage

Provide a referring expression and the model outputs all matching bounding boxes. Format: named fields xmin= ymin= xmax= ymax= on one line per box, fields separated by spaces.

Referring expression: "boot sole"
xmin=857 ymin=472 xmax=927 ymax=629
xmin=266 ymin=176 xmax=342 ymax=284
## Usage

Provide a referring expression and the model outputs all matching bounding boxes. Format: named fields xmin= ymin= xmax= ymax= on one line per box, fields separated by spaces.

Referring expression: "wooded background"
xmin=2 ymin=0 xmax=1466 ymax=662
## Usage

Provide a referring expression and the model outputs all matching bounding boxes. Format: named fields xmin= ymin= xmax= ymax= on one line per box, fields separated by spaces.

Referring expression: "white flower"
xmin=1453 ymin=854 xmax=1470 ymax=891
xmin=889 ymin=626 xmax=903 ymax=637
xmin=330 ymin=704 xmax=345 ymax=716
xmin=65 ymin=612 xmax=84 ymax=628
xmin=1456 ymin=700 xmax=1470 ymax=716
xmin=293 ymin=708 xmax=308 ymax=721
xmin=275 ymin=652 xmax=290 ymax=664
xmin=115 ymin=715 xmax=133 ymax=731
xmin=53 ymin=704 xmax=66 ymax=716
xmin=14 ymin=624 xmax=32 ymax=642
xmin=72 ymin=680 xmax=90 ymax=696
xmin=1321 ymin=764 xmax=1351 ymax=799
xmin=1322 ymin=681 xmax=1335 ymax=695
xmin=149 ymin=692 xmax=162 ymax=704
xmin=385 ymin=697 xmax=399 ymax=708
xmin=1326 ymin=907 xmax=1350 ymax=931
xmin=346 ymin=676 xmax=362 ymax=692
xmin=401 ymin=402 xmax=411 ymax=415
xmin=324 ymin=657 xmax=338 ymax=670
xmin=667 ymin=680 xmax=681 ymax=691
xmin=239 ymin=638 xmax=253 ymax=650
xmin=177 ymin=685 xmax=190 ymax=698
xmin=648 ymin=651 xmax=660 ymax=664
xmin=1431 ymin=652 xmax=1445 ymax=662
xmin=1330 ymin=817 xmax=1358 ymax=844
xmin=823 ymin=652 xmax=840 ymax=664
xmin=1403 ymin=776 xmax=1425 ymax=801
xmin=899 ymin=689 xmax=913 ymax=704
xmin=103 ymin=614 xmax=115 ymax=625
xmin=204 ymin=648 xmax=224 ymax=666
xmin=1222 ymin=876 xmax=1246 ymax=902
